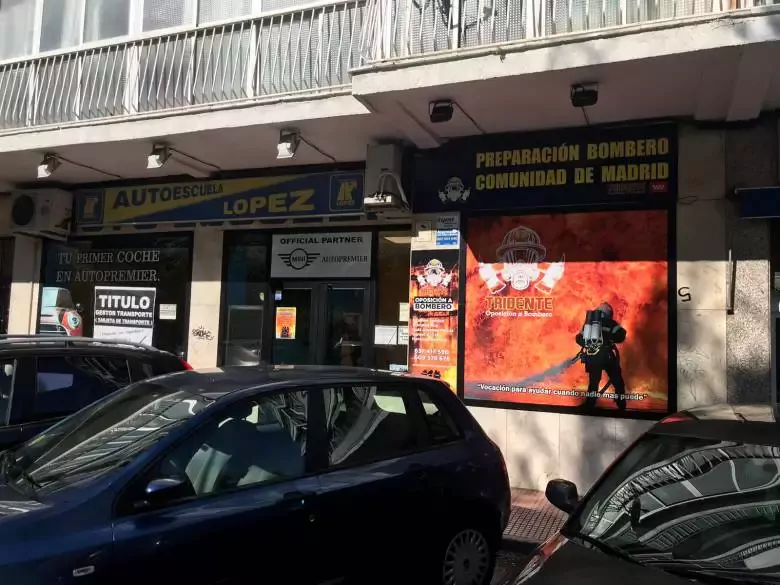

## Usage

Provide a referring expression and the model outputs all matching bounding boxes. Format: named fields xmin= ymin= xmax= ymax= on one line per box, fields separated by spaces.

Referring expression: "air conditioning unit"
xmin=363 ymin=143 xmax=410 ymax=216
xmin=10 ymin=189 xmax=73 ymax=241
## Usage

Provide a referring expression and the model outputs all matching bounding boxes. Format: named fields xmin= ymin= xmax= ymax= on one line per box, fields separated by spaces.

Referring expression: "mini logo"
xmin=438 ymin=177 xmax=471 ymax=204
xmin=279 ymin=248 xmax=320 ymax=270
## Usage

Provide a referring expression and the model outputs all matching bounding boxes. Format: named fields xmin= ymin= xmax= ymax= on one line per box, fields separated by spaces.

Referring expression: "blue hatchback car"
xmin=0 ymin=366 xmax=510 ymax=585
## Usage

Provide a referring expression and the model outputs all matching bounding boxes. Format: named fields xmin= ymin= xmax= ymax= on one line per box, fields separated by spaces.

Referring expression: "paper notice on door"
xmin=398 ymin=302 xmax=410 ymax=323
xmin=398 ymin=326 xmax=409 ymax=345
xmin=159 ymin=304 xmax=177 ymax=320
xmin=374 ymin=325 xmax=398 ymax=345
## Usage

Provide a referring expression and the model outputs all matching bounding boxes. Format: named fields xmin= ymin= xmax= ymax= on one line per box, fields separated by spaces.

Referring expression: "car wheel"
xmin=437 ymin=524 xmax=497 ymax=585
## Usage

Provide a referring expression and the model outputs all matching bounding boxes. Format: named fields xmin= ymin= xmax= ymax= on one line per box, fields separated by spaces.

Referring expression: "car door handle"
xmin=281 ymin=490 xmax=315 ymax=509
xmin=409 ymin=464 xmax=429 ymax=481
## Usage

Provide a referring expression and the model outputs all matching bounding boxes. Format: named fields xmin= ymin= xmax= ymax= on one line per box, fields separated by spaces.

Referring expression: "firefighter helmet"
xmin=496 ymin=226 xmax=547 ymax=264
xmin=597 ymin=302 xmax=613 ymax=319
xmin=425 ymin=259 xmax=445 ymax=276
xmin=423 ymin=259 xmax=446 ymax=286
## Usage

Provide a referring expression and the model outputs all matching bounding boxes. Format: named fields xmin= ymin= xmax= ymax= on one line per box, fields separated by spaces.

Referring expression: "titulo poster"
xmin=93 ymin=286 xmax=157 ymax=345
xmin=464 ymin=210 xmax=669 ymax=413
xmin=408 ymin=249 xmax=460 ymax=391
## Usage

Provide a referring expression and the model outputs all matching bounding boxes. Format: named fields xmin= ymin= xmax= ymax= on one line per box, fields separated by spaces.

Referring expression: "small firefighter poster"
xmin=408 ymin=249 xmax=461 ymax=392
xmin=464 ymin=210 xmax=669 ymax=413
xmin=275 ymin=307 xmax=297 ymax=340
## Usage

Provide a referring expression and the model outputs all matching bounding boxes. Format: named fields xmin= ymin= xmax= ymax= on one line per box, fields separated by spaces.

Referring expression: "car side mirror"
xmin=545 ymin=479 xmax=579 ymax=514
xmin=142 ymin=476 xmax=190 ymax=507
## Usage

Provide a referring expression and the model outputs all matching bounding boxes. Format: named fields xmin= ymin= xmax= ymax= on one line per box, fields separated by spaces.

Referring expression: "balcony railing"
xmin=359 ymin=0 xmax=776 ymax=63
xmin=0 ymin=0 xmax=365 ymax=133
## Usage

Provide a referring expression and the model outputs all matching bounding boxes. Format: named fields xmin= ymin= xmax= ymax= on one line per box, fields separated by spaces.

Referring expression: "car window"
xmin=323 ymin=385 xmax=420 ymax=467
xmin=153 ymin=391 xmax=309 ymax=499
xmin=34 ymin=355 xmax=132 ymax=420
xmin=416 ymin=387 xmax=461 ymax=444
xmin=0 ymin=359 xmax=15 ymax=426
xmin=130 ymin=356 xmax=182 ymax=380
xmin=569 ymin=433 xmax=780 ymax=583
xmin=13 ymin=381 xmax=211 ymax=490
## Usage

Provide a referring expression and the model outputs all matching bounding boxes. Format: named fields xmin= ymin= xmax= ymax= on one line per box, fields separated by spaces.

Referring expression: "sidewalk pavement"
xmin=502 ymin=489 xmax=567 ymax=553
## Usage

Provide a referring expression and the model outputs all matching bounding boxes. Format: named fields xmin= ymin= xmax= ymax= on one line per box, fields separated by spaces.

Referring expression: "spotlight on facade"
xmin=147 ymin=143 xmax=170 ymax=170
xmin=570 ymin=83 xmax=599 ymax=108
xmin=429 ymin=100 xmax=454 ymax=124
xmin=277 ymin=129 xmax=300 ymax=160
xmin=37 ymin=153 xmax=60 ymax=179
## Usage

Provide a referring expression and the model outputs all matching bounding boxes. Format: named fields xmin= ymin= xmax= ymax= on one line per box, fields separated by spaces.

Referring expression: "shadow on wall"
xmin=506 ymin=408 xmax=653 ymax=493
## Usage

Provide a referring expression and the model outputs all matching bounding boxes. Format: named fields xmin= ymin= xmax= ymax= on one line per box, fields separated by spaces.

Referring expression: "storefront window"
xmin=219 ymin=231 xmax=270 ymax=366
xmin=38 ymin=233 xmax=192 ymax=357
xmin=374 ymin=230 xmax=412 ymax=370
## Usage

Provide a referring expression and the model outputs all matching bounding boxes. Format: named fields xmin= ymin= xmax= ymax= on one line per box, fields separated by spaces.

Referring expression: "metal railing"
xmin=359 ymin=0 xmax=777 ymax=63
xmin=0 ymin=0 xmax=365 ymax=132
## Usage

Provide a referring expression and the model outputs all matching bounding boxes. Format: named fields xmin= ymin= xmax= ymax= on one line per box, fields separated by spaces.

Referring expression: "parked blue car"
xmin=0 ymin=366 xmax=510 ymax=585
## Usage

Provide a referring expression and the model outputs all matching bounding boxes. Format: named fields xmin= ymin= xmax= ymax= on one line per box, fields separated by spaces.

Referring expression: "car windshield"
xmin=7 ymin=378 xmax=213 ymax=489
xmin=41 ymin=287 xmax=71 ymax=310
xmin=568 ymin=432 xmax=780 ymax=583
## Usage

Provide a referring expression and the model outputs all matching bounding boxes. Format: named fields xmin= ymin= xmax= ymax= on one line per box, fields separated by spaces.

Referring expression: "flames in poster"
xmin=464 ymin=210 xmax=668 ymax=413
xmin=408 ymin=249 xmax=460 ymax=391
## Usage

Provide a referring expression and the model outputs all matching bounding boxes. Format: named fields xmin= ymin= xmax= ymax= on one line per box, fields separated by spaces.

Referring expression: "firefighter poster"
xmin=275 ymin=307 xmax=297 ymax=340
xmin=408 ymin=249 xmax=461 ymax=392
xmin=93 ymin=286 xmax=157 ymax=345
xmin=464 ymin=210 xmax=669 ymax=413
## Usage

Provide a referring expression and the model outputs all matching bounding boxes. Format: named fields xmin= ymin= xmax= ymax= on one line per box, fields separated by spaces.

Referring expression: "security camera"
xmin=429 ymin=100 xmax=454 ymax=124
xmin=570 ymin=83 xmax=598 ymax=108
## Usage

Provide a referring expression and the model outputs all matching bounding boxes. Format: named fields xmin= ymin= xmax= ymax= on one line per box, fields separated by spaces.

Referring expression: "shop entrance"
xmin=271 ymin=281 xmax=374 ymax=367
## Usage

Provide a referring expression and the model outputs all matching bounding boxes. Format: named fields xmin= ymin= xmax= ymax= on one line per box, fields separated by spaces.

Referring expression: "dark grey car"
xmin=0 ymin=335 xmax=189 ymax=451
xmin=513 ymin=404 xmax=780 ymax=585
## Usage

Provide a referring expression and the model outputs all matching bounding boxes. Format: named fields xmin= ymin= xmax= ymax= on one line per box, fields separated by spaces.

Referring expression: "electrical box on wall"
xmin=10 ymin=189 xmax=73 ymax=241
xmin=364 ymin=143 xmax=409 ymax=215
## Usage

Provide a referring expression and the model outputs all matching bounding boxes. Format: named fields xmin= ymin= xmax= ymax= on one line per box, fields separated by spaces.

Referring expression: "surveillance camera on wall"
xmin=429 ymin=100 xmax=454 ymax=124
xmin=570 ymin=83 xmax=598 ymax=108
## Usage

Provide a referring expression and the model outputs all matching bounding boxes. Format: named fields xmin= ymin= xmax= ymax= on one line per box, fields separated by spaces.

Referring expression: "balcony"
xmin=358 ymin=0 xmax=778 ymax=63
xmin=351 ymin=0 xmax=780 ymax=146
xmin=0 ymin=0 xmax=366 ymax=134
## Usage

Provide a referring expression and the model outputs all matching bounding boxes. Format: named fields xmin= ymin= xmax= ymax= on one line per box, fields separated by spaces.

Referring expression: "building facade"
xmin=0 ymin=0 xmax=779 ymax=492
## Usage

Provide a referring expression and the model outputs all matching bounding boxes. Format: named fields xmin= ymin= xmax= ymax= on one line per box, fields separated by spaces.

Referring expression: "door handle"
xmin=281 ymin=490 xmax=314 ymax=509
xmin=409 ymin=464 xmax=429 ymax=481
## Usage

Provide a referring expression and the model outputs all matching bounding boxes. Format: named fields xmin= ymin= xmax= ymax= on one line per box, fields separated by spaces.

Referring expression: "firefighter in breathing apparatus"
xmin=576 ymin=302 xmax=627 ymax=410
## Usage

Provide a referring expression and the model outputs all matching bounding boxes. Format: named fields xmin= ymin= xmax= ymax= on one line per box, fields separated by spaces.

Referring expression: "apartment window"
xmin=198 ymin=0 xmax=251 ymax=23
xmin=84 ymin=0 xmax=131 ymax=42
xmin=143 ymin=0 xmax=195 ymax=31
xmin=40 ymin=0 xmax=84 ymax=52
xmin=0 ymin=0 xmax=35 ymax=60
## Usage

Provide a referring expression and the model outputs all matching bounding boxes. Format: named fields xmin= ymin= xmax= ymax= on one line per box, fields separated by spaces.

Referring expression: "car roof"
xmin=650 ymin=403 xmax=780 ymax=446
xmin=149 ymin=365 xmax=416 ymax=400
xmin=0 ymin=335 xmax=177 ymax=357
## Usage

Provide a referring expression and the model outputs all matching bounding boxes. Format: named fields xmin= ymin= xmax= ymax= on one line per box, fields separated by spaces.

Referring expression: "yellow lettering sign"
xmin=222 ymin=189 xmax=316 ymax=216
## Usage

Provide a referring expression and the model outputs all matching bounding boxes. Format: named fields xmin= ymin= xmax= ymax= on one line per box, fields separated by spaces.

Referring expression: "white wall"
xmin=7 ymin=235 xmax=42 ymax=334
xmin=185 ymin=228 xmax=223 ymax=368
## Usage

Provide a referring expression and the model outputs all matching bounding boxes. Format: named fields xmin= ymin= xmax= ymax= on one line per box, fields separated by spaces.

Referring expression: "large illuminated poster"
xmin=464 ymin=210 xmax=669 ymax=413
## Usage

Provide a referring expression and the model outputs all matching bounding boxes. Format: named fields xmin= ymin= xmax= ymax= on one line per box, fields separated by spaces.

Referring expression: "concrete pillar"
xmin=186 ymin=228 xmax=224 ymax=368
xmin=7 ymin=235 xmax=42 ymax=334
xmin=676 ymin=126 xmax=728 ymax=410
xmin=724 ymin=121 xmax=776 ymax=404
